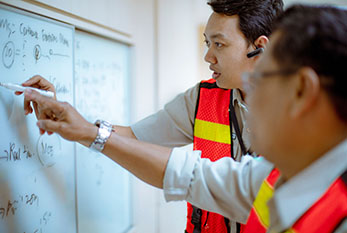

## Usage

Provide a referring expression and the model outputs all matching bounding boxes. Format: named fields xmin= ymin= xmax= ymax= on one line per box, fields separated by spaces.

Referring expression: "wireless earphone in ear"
xmin=247 ymin=47 xmax=264 ymax=58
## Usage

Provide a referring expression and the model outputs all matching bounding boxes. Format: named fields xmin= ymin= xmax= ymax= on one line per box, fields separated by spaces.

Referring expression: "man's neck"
xmin=282 ymin=123 xmax=347 ymax=180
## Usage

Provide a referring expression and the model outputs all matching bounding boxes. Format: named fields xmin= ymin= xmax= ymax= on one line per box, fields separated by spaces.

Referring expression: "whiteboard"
xmin=0 ymin=4 xmax=76 ymax=233
xmin=75 ymin=31 xmax=132 ymax=233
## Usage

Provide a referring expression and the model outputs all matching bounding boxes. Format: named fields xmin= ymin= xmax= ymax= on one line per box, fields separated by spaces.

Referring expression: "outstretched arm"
xmin=24 ymin=88 xmax=171 ymax=188
xmin=23 ymin=88 xmax=273 ymax=222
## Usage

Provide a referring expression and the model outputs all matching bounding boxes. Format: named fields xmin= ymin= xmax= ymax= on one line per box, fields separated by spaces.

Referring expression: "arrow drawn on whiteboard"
xmin=49 ymin=49 xmax=70 ymax=58
xmin=33 ymin=44 xmax=50 ymax=63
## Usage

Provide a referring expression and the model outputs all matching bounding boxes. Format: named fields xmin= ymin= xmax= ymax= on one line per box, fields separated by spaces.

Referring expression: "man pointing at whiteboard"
xmin=20 ymin=1 xmax=283 ymax=232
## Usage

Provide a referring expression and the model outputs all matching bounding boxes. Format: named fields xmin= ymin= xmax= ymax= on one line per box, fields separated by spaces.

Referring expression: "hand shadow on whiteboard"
xmin=0 ymin=89 xmax=15 ymax=120
xmin=0 ymin=92 xmax=32 ymax=148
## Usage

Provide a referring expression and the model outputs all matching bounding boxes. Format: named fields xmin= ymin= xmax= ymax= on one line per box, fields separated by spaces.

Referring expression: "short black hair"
xmin=207 ymin=0 xmax=284 ymax=44
xmin=272 ymin=5 xmax=347 ymax=122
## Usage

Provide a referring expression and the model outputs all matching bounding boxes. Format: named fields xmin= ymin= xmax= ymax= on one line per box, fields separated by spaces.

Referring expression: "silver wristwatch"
xmin=89 ymin=119 xmax=113 ymax=152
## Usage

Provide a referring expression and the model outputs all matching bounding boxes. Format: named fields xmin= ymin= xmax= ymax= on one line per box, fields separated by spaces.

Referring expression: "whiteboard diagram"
xmin=0 ymin=5 xmax=76 ymax=233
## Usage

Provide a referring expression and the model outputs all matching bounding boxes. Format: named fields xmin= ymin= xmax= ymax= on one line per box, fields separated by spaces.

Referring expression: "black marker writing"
xmin=59 ymin=33 xmax=69 ymax=47
xmin=0 ymin=200 xmax=18 ymax=219
xmin=0 ymin=143 xmax=35 ymax=162
xmin=41 ymin=142 xmax=54 ymax=158
xmin=0 ymin=18 xmax=15 ymax=38
xmin=20 ymin=23 xmax=38 ymax=39
xmin=41 ymin=29 xmax=58 ymax=43
xmin=2 ymin=41 xmax=15 ymax=69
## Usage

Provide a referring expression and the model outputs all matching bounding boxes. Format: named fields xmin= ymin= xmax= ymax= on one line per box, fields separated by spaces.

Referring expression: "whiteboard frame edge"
xmin=0 ymin=0 xmax=134 ymax=46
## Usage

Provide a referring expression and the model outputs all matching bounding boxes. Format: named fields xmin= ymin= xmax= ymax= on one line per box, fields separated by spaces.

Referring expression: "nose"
xmin=204 ymin=48 xmax=217 ymax=64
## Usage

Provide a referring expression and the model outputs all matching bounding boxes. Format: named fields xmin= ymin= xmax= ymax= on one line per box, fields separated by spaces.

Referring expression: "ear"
xmin=290 ymin=67 xmax=320 ymax=119
xmin=254 ymin=35 xmax=269 ymax=49
xmin=251 ymin=36 xmax=269 ymax=61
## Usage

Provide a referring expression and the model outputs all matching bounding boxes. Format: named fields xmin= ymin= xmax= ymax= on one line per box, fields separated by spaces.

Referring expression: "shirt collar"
xmin=268 ymin=139 xmax=347 ymax=232
xmin=232 ymin=88 xmax=248 ymax=111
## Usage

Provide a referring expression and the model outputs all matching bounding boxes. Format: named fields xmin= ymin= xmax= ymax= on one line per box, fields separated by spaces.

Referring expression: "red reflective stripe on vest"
xmin=241 ymin=168 xmax=281 ymax=233
xmin=288 ymin=176 xmax=347 ymax=233
xmin=193 ymin=137 xmax=231 ymax=161
xmin=186 ymin=79 xmax=232 ymax=233
xmin=266 ymin=168 xmax=280 ymax=186
xmin=240 ymin=208 xmax=267 ymax=233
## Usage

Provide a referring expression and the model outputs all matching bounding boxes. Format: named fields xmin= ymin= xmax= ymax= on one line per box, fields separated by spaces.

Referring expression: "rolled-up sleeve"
xmin=131 ymin=84 xmax=199 ymax=147
xmin=163 ymin=147 xmax=274 ymax=223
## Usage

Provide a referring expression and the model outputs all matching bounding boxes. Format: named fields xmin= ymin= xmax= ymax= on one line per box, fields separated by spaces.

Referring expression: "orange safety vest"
xmin=243 ymin=169 xmax=347 ymax=233
xmin=187 ymin=79 xmax=249 ymax=233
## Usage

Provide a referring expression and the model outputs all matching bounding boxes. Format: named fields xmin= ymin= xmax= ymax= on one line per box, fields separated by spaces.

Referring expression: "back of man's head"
xmin=272 ymin=5 xmax=347 ymax=123
xmin=208 ymin=0 xmax=284 ymax=44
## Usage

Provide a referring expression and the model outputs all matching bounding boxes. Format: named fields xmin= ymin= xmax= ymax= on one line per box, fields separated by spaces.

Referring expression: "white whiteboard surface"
xmin=75 ymin=30 xmax=132 ymax=233
xmin=0 ymin=4 xmax=76 ymax=233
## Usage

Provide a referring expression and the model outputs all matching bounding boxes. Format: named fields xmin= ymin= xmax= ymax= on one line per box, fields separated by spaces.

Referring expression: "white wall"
xmin=157 ymin=0 xmax=197 ymax=108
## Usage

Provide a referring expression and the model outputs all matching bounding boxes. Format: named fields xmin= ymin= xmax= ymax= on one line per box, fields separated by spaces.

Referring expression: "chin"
xmin=215 ymin=77 xmax=236 ymax=90
xmin=215 ymin=79 xmax=228 ymax=89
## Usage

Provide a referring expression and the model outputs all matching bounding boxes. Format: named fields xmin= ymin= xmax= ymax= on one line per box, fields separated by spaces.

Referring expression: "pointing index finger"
xmin=24 ymin=89 xmax=64 ymax=116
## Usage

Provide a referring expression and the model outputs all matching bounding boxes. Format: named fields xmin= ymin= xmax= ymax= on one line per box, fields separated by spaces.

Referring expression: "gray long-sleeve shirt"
xmin=131 ymin=83 xmax=251 ymax=161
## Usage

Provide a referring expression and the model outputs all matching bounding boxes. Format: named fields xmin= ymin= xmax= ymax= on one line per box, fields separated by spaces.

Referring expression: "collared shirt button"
xmin=232 ymin=133 xmax=237 ymax=140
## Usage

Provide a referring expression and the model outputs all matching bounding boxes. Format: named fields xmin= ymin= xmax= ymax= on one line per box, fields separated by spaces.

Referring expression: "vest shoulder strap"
xmin=194 ymin=79 xmax=219 ymax=119
xmin=229 ymin=89 xmax=248 ymax=155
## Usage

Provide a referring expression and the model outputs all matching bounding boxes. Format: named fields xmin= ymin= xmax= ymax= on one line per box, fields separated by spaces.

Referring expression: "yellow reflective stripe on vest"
xmin=253 ymin=179 xmax=275 ymax=228
xmin=194 ymin=119 xmax=231 ymax=144
xmin=270 ymin=229 xmax=296 ymax=233
xmin=283 ymin=229 xmax=296 ymax=233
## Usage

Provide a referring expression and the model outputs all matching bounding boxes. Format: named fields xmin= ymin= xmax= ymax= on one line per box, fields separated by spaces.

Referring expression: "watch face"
xmin=99 ymin=127 xmax=109 ymax=138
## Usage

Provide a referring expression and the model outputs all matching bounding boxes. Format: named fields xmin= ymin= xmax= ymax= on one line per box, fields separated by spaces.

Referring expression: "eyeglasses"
xmin=242 ymin=68 xmax=297 ymax=94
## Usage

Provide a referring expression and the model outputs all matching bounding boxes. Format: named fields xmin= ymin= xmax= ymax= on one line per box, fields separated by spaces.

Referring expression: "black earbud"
xmin=247 ymin=47 xmax=264 ymax=58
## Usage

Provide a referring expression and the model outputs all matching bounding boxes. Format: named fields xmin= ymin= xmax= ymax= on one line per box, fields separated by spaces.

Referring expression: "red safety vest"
xmin=242 ymin=169 xmax=347 ymax=233
xmin=187 ymin=79 xmax=247 ymax=233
